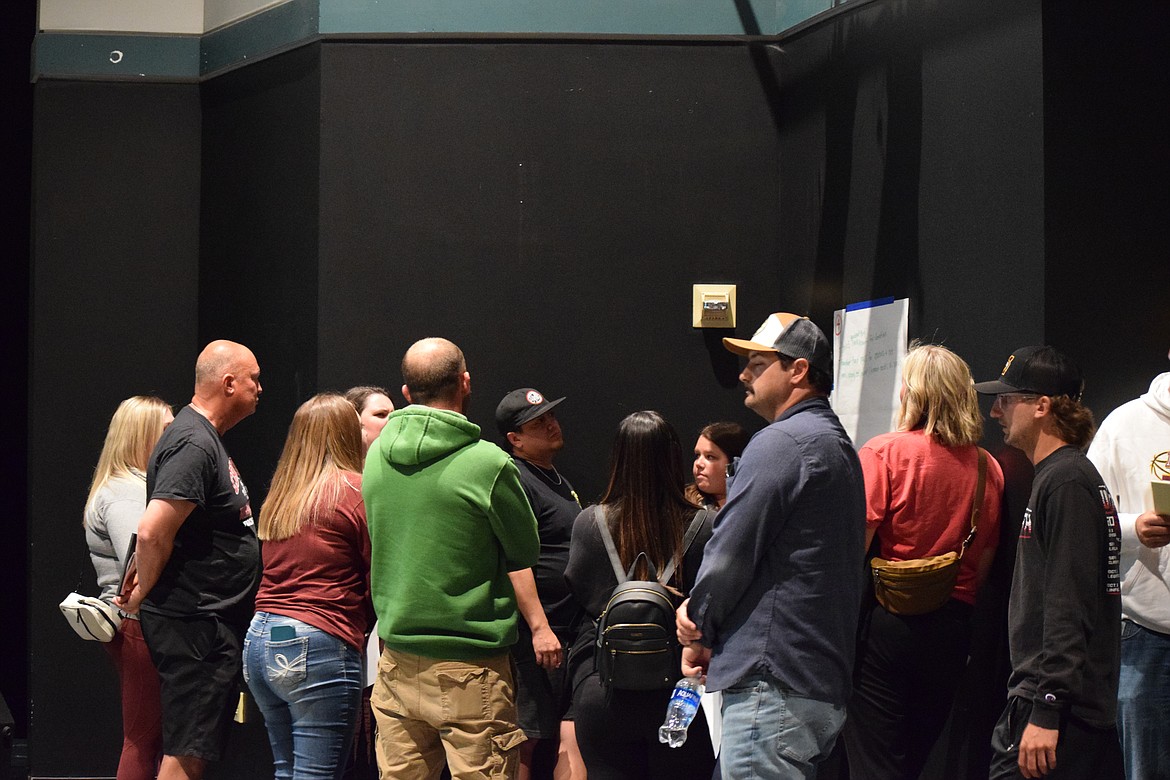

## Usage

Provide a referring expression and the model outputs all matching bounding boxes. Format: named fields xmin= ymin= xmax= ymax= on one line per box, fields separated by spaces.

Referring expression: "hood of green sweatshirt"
xmin=377 ymin=405 xmax=480 ymax=466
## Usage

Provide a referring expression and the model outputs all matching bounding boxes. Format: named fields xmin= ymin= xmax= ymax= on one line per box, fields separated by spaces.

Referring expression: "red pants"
xmin=105 ymin=618 xmax=163 ymax=780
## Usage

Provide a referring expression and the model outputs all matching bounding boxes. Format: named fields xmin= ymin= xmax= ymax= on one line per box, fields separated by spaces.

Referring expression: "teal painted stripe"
xmin=779 ymin=0 xmax=838 ymax=31
xmin=319 ymin=0 xmax=833 ymax=36
xmin=33 ymin=0 xmax=845 ymax=80
xmin=201 ymin=0 xmax=319 ymax=76
xmin=34 ymin=32 xmax=201 ymax=81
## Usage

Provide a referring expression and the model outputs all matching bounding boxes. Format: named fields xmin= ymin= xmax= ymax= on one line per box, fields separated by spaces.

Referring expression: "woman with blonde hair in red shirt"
xmin=842 ymin=344 xmax=1005 ymax=780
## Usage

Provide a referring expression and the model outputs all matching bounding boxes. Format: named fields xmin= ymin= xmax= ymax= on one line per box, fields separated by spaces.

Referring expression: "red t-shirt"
xmin=254 ymin=472 xmax=373 ymax=650
xmin=860 ymin=430 xmax=1004 ymax=605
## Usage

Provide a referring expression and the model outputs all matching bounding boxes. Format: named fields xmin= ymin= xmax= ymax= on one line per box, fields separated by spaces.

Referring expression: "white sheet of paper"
xmin=702 ymin=690 xmax=722 ymax=757
xmin=831 ymin=299 xmax=909 ymax=448
xmin=364 ymin=620 xmax=380 ymax=688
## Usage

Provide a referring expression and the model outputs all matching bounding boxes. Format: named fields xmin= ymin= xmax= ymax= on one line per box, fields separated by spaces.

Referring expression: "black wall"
xmin=772 ymin=0 xmax=1046 ymax=424
xmin=29 ymin=81 xmax=201 ymax=771
xmin=315 ymin=39 xmax=781 ymax=494
xmin=200 ymin=42 xmax=323 ymax=502
xmin=2 ymin=0 xmax=35 ymax=748
xmin=1042 ymin=1 xmax=1170 ymax=414
xmin=22 ymin=0 xmax=1169 ymax=774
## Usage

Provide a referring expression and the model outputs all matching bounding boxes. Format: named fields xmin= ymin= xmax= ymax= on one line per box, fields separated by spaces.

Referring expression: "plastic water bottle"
xmin=658 ymin=676 xmax=705 ymax=748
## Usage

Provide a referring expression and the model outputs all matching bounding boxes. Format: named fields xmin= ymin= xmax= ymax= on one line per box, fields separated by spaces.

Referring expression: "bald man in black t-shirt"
xmin=118 ymin=340 xmax=262 ymax=780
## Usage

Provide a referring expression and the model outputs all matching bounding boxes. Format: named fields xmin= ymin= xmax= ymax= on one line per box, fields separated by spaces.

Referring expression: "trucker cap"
xmin=723 ymin=312 xmax=832 ymax=375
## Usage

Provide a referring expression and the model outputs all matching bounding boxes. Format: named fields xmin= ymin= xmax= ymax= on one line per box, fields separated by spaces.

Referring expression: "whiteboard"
xmin=830 ymin=298 xmax=909 ymax=449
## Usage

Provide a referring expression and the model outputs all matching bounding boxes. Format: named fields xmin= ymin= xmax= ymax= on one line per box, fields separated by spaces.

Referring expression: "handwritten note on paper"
xmin=831 ymin=298 xmax=909 ymax=449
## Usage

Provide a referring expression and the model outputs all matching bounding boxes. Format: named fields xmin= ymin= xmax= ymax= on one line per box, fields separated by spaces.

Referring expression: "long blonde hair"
xmin=897 ymin=344 xmax=983 ymax=447
xmin=259 ymin=393 xmax=364 ymax=541
xmin=84 ymin=396 xmax=172 ymax=520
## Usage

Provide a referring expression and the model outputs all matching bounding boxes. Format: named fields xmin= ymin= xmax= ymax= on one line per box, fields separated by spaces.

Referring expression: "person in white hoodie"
xmin=1086 ymin=351 xmax=1170 ymax=780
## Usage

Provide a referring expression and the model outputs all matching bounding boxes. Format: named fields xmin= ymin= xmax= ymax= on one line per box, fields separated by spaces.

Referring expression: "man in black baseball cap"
xmin=495 ymin=388 xmax=583 ymax=776
xmin=973 ymin=345 xmax=1084 ymax=400
xmin=975 ymin=347 xmax=1124 ymax=780
xmin=496 ymin=388 xmax=566 ymax=440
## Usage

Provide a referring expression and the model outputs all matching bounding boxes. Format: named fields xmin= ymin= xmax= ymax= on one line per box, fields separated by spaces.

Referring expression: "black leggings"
xmin=842 ymin=599 xmax=972 ymax=780
xmin=573 ymin=675 xmax=716 ymax=780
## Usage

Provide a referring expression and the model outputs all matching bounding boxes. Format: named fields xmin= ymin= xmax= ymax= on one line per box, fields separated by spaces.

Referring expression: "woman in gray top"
xmin=84 ymin=395 xmax=172 ymax=780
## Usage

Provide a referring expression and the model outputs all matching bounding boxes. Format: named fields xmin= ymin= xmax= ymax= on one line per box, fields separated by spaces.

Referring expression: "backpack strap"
xmin=595 ymin=506 xmax=627 ymax=584
xmin=599 ymin=507 xmax=716 ymax=584
xmin=596 ymin=506 xmax=713 ymax=585
xmin=658 ymin=509 xmax=712 ymax=585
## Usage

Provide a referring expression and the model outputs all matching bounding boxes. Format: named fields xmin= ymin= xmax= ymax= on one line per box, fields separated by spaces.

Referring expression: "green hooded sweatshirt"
xmin=364 ymin=405 xmax=539 ymax=660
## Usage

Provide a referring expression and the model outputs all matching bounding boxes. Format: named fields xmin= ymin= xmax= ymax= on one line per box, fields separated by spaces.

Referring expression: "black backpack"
xmin=593 ymin=507 xmax=711 ymax=692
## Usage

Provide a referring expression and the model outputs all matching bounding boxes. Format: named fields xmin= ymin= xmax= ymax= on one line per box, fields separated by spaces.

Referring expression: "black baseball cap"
xmin=974 ymin=345 xmax=1084 ymax=400
xmin=723 ymin=312 xmax=833 ymax=375
xmin=495 ymin=388 xmax=565 ymax=437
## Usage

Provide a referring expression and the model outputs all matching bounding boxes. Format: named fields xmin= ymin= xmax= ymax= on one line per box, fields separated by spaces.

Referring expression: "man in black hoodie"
xmin=975 ymin=346 xmax=1123 ymax=780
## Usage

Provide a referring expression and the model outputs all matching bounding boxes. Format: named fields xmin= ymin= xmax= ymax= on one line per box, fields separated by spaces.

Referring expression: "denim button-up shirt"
xmin=688 ymin=396 xmax=866 ymax=705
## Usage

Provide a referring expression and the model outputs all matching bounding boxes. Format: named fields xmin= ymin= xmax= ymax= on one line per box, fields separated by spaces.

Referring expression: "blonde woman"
xmin=842 ymin=344 xmax=1005 ymax=779
xmin=243 ymin=394 xmax=373 ymax=779
xmin=84 ymin=395 xmax=173 ymax=780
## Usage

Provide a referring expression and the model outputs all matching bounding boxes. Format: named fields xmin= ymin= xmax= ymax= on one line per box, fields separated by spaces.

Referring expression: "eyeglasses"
xmin=995 ymin=393 xmax=1040 ymax=408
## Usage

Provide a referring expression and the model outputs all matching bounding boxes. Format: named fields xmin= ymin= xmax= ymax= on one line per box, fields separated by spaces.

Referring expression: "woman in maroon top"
xmin=243 ymin=393 xmax=373 ymax=779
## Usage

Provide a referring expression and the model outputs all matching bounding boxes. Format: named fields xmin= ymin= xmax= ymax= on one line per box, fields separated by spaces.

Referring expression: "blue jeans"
xmin=716 ymin=673 xmax=847 ymax=776
xmin=243 ymin=612 xmax=364 ymax=780
xmin=1118 ymin=619 xmax=1170 ymax=780
xmin=718 ymin=674 xmax=845 ymax=780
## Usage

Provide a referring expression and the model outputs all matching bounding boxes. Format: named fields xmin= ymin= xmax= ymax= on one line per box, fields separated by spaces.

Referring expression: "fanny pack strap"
xmin=959 ymin=449 xmax=987 ymax=558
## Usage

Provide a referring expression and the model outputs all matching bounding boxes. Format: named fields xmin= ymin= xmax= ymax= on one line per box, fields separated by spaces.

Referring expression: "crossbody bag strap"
xmin=659 ymin=508 xmax=712 ymax=585
xmin=959 ymin=448 xmax=988 ymax=558
xmin=595 ymin=505 xmax=627 ymax=583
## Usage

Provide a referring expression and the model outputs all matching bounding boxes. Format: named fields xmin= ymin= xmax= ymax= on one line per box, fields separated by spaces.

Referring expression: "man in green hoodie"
xmin=366 ymin=337 xmax=541 ymax=779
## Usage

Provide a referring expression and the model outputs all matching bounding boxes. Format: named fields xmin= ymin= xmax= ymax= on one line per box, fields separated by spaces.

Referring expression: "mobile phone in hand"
xmin=118 ymin=534 xmax=138 ymax=602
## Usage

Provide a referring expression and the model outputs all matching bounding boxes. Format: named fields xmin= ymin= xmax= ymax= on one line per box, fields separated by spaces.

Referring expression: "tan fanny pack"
xmin=869 ymin=449 xmax=987 ymax=616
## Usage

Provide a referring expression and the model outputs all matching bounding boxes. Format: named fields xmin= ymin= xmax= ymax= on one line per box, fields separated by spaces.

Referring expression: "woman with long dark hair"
xmin=565 ymin=410 xmax=717 ymax=779
xmin=243 ymin=393 xmax=373 ymax=779
xmin=842 ymin=344 xmax=1005 ymax=779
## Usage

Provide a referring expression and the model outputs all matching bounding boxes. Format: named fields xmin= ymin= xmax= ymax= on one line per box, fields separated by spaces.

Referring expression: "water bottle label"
xmin=670 ymin=686 xmax=702 ymax=712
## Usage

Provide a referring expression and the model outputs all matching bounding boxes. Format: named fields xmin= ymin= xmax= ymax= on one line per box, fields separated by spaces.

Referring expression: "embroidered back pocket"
xmin=266 ymin=635 xmax=309 ymax=689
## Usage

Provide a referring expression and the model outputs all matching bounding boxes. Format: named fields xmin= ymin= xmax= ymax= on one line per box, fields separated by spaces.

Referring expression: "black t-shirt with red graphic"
xmin=142 ymin=405 xmax=259 ymax=624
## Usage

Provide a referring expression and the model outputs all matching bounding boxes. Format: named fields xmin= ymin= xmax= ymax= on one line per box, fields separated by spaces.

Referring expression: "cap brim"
xmin=973 ymin=379 xmax=1020 ymax=395
xmin=514 ymin=396 xmax=565 ymax=427
xmin=722 ymin=337 xmax=778 ymax=357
